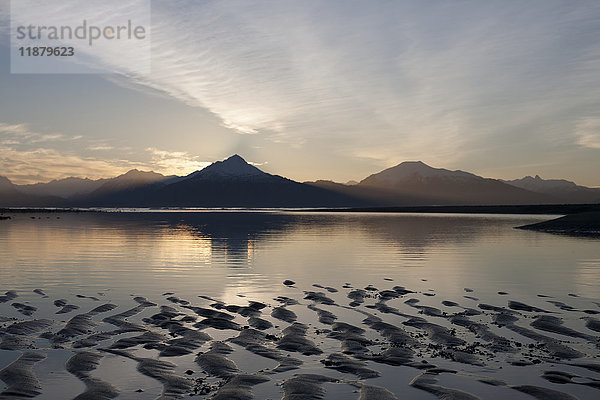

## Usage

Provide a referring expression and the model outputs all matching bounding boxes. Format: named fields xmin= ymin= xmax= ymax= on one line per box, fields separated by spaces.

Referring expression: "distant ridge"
xmin=79 ymin=169 xmax=175 ymax=206
xmin=502 ymin=175 xmax=600 ymax=203
xmin=0 ymin=175 xmax=64 ymax=207
xmin=18 ymin=177 xmax=105 ymax=199
xmin=311 ymin=161 xmax=551 ymax=206
xmin=2 ymin=155 xmax=599 ymax=207
xmin=360 ymin=161 xmax=479 ymax=185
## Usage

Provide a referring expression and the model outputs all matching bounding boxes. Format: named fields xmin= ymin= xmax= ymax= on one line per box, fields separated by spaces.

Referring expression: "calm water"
xmin=1 ymin=211 xmax=599 ymax=400
xmin=1 ymin=211 xmax=598 ymax=302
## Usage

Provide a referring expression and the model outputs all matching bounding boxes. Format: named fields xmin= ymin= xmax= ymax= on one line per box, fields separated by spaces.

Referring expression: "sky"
xmin=0 ymin=0 xmax=599 ymax=186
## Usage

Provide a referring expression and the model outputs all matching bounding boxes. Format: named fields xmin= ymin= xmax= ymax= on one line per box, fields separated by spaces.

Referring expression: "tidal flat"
xmin=0 ymin=211 xmax=599 ymax=399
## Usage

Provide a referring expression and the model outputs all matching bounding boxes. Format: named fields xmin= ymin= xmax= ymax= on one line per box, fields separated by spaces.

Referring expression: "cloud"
xmin=2 ymin=1 xmax=599 ymax=183
xmin=87 ymin=2 xmax=600 ymax=165
xmin=0 ymin=144 xmax=214 ymax=184
xmin=0 ymin=145 xmax=142 ymax=184
xmin=0 ymin=122 xmax=77 ymax=144
xmin=0 ymin=1 xmax=8 ymax=37
xmin=88 ymin=145 xmax=115 ymax=151
xmin=145 ymin=147 xmax=211 ymax=176
xmin=0 ymin=122 xmax=211 ymax=184
xmin=574 ymin=117 xmax=600 ymax=149
xmin=0 ymin=123 xmax=31 ymax=135
xmin=0 ymin=121 xmax=140 ymax=183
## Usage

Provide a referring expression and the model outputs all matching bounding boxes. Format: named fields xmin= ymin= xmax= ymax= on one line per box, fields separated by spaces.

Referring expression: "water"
xmin=1 ymin=211 xmax=598 ymax=301
xmin=0 ymin=211 xmax=599 ymax=399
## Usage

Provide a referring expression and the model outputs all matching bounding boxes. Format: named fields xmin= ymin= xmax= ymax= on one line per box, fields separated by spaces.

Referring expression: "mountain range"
xmin=1 ymin=155 xmax=598 ymax=207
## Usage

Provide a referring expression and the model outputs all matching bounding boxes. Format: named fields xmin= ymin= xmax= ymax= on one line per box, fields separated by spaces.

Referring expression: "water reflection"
xmin=171 ymin=212 xmax=498 ymax=265
xmin=171 ymin=212 xmax=301 ymax=266
xmin=0 ymin=211 xmax=598 ymax=302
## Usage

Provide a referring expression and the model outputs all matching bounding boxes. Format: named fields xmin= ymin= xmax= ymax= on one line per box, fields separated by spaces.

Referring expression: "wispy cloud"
xmin=87 ymin=145 xmax=115 ymax=151
xmin=0 ymin=143 xmax=213 ymax=184
xmin=574 ymin=117 xmax=600 ymax=149
xmin=79 ymin=2 xmax=600 ymax=165
xmin=0 ymin=122 xmax=139 ymax=183
xmin=145 ymin=147 xmax=211 ymax=176
xmin=1 ymin=1 xmax=600 ymax=184
xmin=0 ymin=145 xmax=143 ymax=184
xmin=0 ymin=122 xmax=82 ymax=144
xmin=0 ymin=123 xmax=29 ymax=135
xmin=0 ymin=1 xmax=8 ymax=37
xmin=0 ymin=122 xmax=211 ymax=183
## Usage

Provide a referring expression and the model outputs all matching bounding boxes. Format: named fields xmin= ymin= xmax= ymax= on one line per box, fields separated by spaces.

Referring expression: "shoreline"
xmin=0 ymin=208 xmax=96 ymax=214
xmin=301 ymin=203 xmax=600 ymax=215
xmin=516 ymin=211 xmax=600 ymax=236
xmin=1 ymin=203 xmax=599 ymax=215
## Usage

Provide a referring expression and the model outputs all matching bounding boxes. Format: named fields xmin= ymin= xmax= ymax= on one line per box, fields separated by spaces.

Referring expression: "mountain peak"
xmin=0 ymin=175 xmax=20 ymax=194
xmin=395 ymin=161 xmax=433 ymax=171
xmin=503 ymin=175 xmax=581 ymax=192
xmin=225 ymin=154 xmax=246 ymax=163
xmin=360 ymin=161 xmax=477 ymax=186
xmin=188 ymin=154 xmax=266 ymax=180
xmin=401 ymin=160 xmax=427 ymax=165
xmin=122 ymin=169 xmax=142 ymax=176
xmin=219 ymin=154 xmax=253 ymax=169
xmin=117 ymin=169 xmax=166 ymax=181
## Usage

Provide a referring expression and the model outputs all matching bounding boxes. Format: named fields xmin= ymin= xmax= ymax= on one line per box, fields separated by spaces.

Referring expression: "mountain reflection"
xmin=117 ymin=211 xmax=495 ymax=265
xmin=0 ymin=211 xmax=537 ymax=269
xmin=2 ymin=211 xmax=597 ymax=300
xmin=170 ymin=212 xmax=302 ymax=265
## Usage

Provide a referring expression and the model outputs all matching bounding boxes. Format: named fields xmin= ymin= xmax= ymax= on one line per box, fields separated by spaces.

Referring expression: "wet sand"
xmin=1 ymin=282 xmax=599 ymax=400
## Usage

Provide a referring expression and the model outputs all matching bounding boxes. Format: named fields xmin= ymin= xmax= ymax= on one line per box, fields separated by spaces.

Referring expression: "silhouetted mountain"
xmin=0 ymin=176 xmax=20 ymax=195
xmin=79 ymin=169 xmax=175 ymax=206
xmin=147 ymin=155 xmax=362 ymax=207
xmin=0 ymin=176 xmax=65 ymax=207
xmin=185 ymin=154 xmax=265 ymax=180
xmin=310 ymin=161 xmax=553 ymax=205
xmin=2 ymin=156 xmax=597 ymax=208
xmin=502 ymin=175 xmax=600 ymax=203
xmin=89 ymin=169 xmax=171 ymax=195
xmin=360 ymin=161 xmax=555 ymax=205
xmin=18 ymin=177 xmax=106 ymax=199
xmin=363 ymin=161 xmax=478 ymax=184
